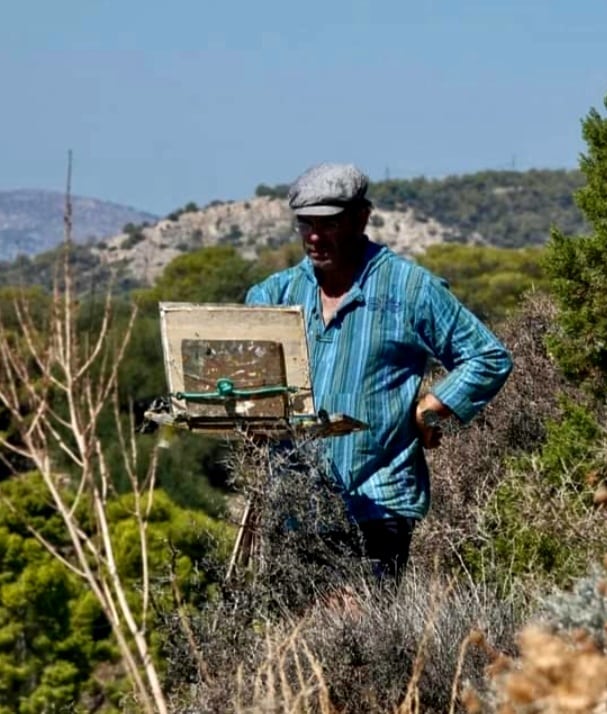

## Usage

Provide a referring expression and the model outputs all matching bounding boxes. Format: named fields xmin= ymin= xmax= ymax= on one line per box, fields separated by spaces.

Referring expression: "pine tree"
xmin=544 ymin=96 xmax=607 ymax=399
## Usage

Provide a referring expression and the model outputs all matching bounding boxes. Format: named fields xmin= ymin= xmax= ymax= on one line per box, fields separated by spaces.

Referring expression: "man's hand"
xmin=415 ymin=393 xmax=451 ymax=449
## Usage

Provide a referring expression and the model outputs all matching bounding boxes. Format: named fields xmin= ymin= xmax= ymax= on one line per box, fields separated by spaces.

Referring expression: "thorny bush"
xmin=159 ymin=439 xmax=523 ymax=713
xmin=417 ymin=292 xmax=594 ymax=579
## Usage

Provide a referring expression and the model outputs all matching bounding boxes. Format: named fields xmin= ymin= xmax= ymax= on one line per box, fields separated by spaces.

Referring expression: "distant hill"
xmin=368 ymin=169 xmax=586 ymax=248
xmin=92 ymin=168 xmax=586 ymax=286
xmin=0 ymin=189 xmax=158 ymax=261
xmin=258 ymin=169 xmax=586 ymax=248
xmin=93 ymin=195 xmax=472 ymax=285
xmin=0 ymin=169 xmax=588 ymax=292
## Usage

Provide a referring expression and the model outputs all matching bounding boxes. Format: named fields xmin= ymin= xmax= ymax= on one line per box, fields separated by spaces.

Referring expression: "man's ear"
xmin=358 ymin=205 xmax=372 ymax=231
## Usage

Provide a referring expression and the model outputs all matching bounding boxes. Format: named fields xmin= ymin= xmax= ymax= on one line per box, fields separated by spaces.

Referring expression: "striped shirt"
xmin=246 ymin=238 xmax=512 ymax=522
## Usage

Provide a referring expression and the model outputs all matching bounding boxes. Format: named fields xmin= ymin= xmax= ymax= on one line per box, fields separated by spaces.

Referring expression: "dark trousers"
xmin=358 ymin=516 xmax=416 ymax=580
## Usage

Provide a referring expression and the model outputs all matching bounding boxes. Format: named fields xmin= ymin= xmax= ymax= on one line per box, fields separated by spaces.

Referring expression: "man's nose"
xmin=307 ymin=229 xmax=321 ymax=242
xmin=307 ymin=223 xmax=325 ymax=241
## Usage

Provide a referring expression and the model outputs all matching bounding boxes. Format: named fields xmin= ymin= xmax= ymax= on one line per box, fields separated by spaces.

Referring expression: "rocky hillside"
xmin=94 ymin=196 xmax=482 ymax=285
xmin=0 ymin=189 xmax=158 ymax=262
xmin=1 ymin=169 xmax=585 ymax=290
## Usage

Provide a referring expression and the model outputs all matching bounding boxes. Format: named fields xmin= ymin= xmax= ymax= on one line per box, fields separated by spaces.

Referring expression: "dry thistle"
xmin=493 ymin=625 xmax=607 ymax=713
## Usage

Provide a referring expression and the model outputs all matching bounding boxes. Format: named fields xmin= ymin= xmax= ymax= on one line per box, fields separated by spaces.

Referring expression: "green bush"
xmin=0 ymin=473 xmax=232 ymax=711
xmin=121 ymin=231 xmax=146 ymax=249
xmin=461 ymin=398 xmax=606 ymax=589
xmin=539 ymin=400 xmax=602 ymax=488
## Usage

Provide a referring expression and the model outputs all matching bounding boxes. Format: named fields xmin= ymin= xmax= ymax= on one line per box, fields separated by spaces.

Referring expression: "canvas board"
xmin=159 ymin=303 xmax=315 ymax=422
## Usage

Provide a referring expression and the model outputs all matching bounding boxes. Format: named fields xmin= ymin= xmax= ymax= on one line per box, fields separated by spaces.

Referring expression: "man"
xmin=246 ymin=163 xmax=512 ymax=577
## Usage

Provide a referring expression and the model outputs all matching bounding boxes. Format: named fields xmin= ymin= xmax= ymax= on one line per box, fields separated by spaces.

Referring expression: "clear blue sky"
xmin=1 ymin=0 xmax=605 ymax=215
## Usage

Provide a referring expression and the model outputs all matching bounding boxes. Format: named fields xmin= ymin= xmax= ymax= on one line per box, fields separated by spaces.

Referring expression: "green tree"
xmin=254 ymin=183 xmax=289 ymax=199
xmin=136 ymin=245 xmax=254 ymax=308
xmin=0 ymin=474 xmax=231 ymax=713
xmin=544 ymin=96 xmax=607 ymax=398
xmin=417 ymin=244 xmax=547 ymax=323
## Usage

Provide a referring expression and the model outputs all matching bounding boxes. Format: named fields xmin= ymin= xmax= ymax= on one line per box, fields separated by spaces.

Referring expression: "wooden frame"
xmin=148 ymin=302 xmax=366 ymax=438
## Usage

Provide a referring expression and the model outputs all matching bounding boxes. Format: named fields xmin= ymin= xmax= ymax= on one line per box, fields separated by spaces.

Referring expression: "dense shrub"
xmin=0 ymin=473 xmax=231 ymax=713
xmin=415 ymin=291 xmax=607 ymax=590
xmin=161 ymin=440 xmax=525 ymax=714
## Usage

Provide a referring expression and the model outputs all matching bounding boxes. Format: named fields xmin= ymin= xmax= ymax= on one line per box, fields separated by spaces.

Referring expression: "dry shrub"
xmin=466 ymin=562 xmax=607 ymax=712
xmin=293 ymin=574 xmax=520 ymax=714
xmin=224 ymin=437 xmax=372 ymax=612
xmin=416 ymin=291 xmax=580 ymax=576
xmin=161 ymin=437 xmax=372 ymax=711
xmin=479 ymin=625 xmax=607 ymax=713
xmin=160 ymin=437 xmax=524 ymax=713
xmin=178 ymin=573 xmax=521 ymax=714
xmin=232 ymin=621 xmax=335 ymax=714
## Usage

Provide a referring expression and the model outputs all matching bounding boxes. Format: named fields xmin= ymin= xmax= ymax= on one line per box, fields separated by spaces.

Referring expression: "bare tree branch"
xmin=0 ymin=153 xmax=169 ymax=713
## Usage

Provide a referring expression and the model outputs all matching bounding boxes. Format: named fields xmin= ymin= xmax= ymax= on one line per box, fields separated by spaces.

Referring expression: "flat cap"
xmin=288 ymin=163 xmax=369 ymax=216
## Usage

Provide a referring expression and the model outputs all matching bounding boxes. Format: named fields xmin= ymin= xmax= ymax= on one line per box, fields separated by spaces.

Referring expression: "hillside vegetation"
xmin=0 ymin=168 xmax=585 ymax=291
xmin=370 ymin=169 xmax=586 ymax=247
xmin=257 ymin=167 xmax=586 ymax=247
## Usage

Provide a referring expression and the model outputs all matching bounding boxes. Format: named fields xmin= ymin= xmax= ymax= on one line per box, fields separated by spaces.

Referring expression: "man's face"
xmin=296 ymin=209 xmax=367 ymax=273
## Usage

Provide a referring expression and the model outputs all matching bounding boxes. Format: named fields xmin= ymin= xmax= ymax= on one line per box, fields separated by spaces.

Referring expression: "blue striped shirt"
xmin=246 ymin=239 xmax=512 ymax=522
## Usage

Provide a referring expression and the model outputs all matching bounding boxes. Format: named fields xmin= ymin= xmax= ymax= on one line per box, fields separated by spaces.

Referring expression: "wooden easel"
xmin=145 ymin=303 xmax=367 ymax=581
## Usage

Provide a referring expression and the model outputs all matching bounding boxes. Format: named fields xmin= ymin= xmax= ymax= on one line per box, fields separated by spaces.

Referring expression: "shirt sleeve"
xmin=245 ymin=266 xmax=300 ymax=306
xmin=245 ymin=282 xmax=273 ymax=305
xmin=416 ymin=273 xmax=513 ymax=423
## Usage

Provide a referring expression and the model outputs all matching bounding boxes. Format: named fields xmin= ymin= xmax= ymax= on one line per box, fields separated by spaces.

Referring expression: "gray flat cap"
xmin=288 ymin=163 xmax=369 ymax=216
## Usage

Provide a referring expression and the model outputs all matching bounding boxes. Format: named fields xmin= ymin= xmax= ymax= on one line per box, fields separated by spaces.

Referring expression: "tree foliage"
xmin=166 ymin=201 xmax=200 ymax=222
xmin=417 ymin=244 xmax=547 ymax=323
xmin=0 ymin=474 xmax=231 ymax=713
xmin=254 ymin=183 xmax=289 ymax=199
xmin=135 ymin=245 xmax=255 ymax=309
xmin=543 ymin=96 xmax=607 ymax=398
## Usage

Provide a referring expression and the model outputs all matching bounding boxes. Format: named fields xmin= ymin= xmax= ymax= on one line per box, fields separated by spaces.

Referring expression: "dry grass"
xmin=214 ymin=571 xmax=607 ymax=714
xmin=164 ymin=555 xmax=524 ymax=712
